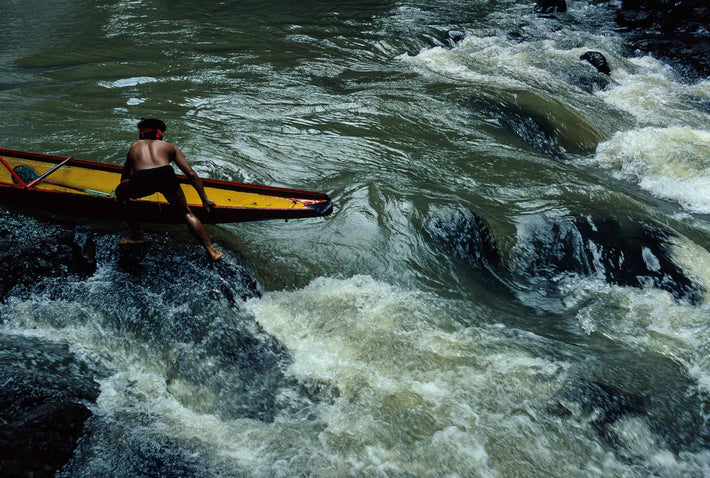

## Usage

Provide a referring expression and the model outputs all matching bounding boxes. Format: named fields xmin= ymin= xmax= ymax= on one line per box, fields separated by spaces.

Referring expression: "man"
xmin=115 ymin=118 xmax=223 ymax=261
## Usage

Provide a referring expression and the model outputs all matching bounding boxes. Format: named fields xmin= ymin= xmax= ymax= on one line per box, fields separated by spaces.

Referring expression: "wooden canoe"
xmin=0 ymin=147 xmax=333 ymax=224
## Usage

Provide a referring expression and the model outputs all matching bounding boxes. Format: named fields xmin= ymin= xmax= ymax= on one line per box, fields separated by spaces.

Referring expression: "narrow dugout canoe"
xmin=0 ymin=148 xmax=333 ymax=224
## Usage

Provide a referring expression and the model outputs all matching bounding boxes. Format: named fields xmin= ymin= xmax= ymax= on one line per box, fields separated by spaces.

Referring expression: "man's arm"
xmin=172 ymin=146 xmax=215 ymax=212
xmin=121 ymin=152 xmax=134 ymax=181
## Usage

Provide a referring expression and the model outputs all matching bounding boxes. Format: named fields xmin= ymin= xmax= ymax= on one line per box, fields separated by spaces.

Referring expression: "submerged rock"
xmin=427 ymin=210 xmax=500 ymax=270
xmin=614 ymin=0 xmax=710 ymax=78
xmin=554 ymin=380 xmax=646 ymax=447
xmin=469 ymin=95 xmax=603 ymax=156
xmin=432 ymin=209 xmax=703 ymax=304
xmin=0 ymin=335 xmax=102 ymax=476
xmin=432 ymin=30 xmax=466 ymax=49
xmin=470 ymin=98 xmax=568 ymax=158
xmin=514 ymin=215 xmax=702 ymax=304
xmin=534 ymin=0 xmax=567 ymax=15
xmin=616 ymin=9 xmax=655 ymax=29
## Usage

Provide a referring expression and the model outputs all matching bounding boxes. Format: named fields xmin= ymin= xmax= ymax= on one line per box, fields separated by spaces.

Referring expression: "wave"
xmin=402 ymin=34 xmax=625 ymax=155
xmin=597 ymin=56 xmax=710 ymax=128
xmin=246 ymin=275 xmax=710 ymax=476
xmin=591 ymin=126 xmax=710 ymax=214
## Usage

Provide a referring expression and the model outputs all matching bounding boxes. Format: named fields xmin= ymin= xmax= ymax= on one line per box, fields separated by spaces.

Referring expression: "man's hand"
xmin=203 ymin=198 xmax=216 ymax=214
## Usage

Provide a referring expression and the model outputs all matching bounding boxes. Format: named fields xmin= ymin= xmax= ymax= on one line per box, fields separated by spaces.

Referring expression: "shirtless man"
xmin=115 ymin=118 xmax=222 ymax=261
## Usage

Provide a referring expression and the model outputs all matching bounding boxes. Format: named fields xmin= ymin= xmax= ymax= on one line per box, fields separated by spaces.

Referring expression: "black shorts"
xmin=118 ymin=165 xmax=180 ymax=200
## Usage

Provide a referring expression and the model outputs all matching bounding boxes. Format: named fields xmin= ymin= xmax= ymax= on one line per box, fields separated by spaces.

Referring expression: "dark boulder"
xmin=0 ymin=335 xmax=101 ymax=476
xmin=614 ymin=0 xmax=710 ymax=78
xmin=0 ymin=216 xmax=97 ymax=302
xmin=580 ymin=51 xmax=611 ymax=75
xmin=534 ymin=0 xmax=567 ymax=14
xmin=515 ymin=216 xmax=702 ymax=304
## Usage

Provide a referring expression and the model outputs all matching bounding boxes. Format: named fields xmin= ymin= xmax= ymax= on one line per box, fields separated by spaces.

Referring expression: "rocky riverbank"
xmin=0 ymin=209 xmax=265 ymax=476
xmin=534 ymin=0 xmax=708 ymax=77
xmin=614 ymin=0 xmax=709 ymax=78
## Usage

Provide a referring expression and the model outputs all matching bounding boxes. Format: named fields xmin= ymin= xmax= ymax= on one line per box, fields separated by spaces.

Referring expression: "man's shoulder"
xmin=131 ymin=139 xmax=176 ymax=149
xmin=156 ymin=140 xmax=176 ymax=149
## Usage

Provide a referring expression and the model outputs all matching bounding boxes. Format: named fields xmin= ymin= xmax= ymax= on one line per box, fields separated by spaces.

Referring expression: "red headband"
xmin=139 ymin=128 xmax=164 ymax=139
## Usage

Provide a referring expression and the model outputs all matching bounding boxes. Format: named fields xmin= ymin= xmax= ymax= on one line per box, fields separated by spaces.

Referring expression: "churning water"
xmin=1 ymin=1 xmax=709 ymax=476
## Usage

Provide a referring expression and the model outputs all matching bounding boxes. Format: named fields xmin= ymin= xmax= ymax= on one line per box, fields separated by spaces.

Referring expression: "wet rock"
xmin=516 ymin=216 xmax=702 ymax=304
xmin=0 ymin=400 xmax=92 ymax=477
xmin=112 ymin=238 xmax=260 ymax=310
xmin=572 ymin=73 xmax=611 ymax=93
xmin=79 ymin=236 xmax=286 ymax=422
xmin=616 ymin=9 xmax=655 ymax=29
xmin=572 ymin=381 xmax=645 ymax=426
xmin=470 ymin=96 xmax=601 ymax=155
xmin=430 ymin=210 xmax=702 ymax=304
xmin=470 ymin=98 xmax=565 ymax=157
xmin=427 ymin=210 xmax=500 ymax=270
xmin=634 ymin=35 xmax=710 ymax=78
xmin=614 ymin=0 xmax=710 ymax=78
xmin=447 ymin=30 xmax=465 ymax=44
xmin=0 ymin=211 xmax=305 ymax=472
xmin=499 ymin=109 xmax=565 ymax=159
xmin=534 ymin=0 xmax=567 ymax=15
xmin=0 ymin=335 xmax=101 ymax=476
xmin=165 ymin=325 xmax=288 ymax=422
xmin=0 ymin=212 xmax=97 ymax=302
xmin=580 ymin=51 xmax=611 ymax=75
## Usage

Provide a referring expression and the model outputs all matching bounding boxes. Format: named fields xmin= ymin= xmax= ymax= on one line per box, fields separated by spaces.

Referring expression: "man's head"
xmin=137 ymin=118 xmax=167 ymax=140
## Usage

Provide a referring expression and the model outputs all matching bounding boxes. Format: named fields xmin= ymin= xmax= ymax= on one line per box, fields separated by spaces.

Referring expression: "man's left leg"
xmin=164 ymin=188 xmax=222 ymax=260
xmin=115 ymin=180 xmax=146 ymax=244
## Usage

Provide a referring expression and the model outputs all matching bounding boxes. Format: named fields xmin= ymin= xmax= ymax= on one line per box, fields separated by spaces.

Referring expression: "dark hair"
xmin=137 ymin=118 xmax=167 ymax=131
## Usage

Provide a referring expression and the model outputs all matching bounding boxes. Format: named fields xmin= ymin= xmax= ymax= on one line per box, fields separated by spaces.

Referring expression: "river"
xmin=1 ymin=1 xmax=709 ymax=476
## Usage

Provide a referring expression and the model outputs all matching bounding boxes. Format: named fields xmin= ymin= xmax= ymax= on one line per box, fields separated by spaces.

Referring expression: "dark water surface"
xmin=1 ymin=1 xmax=709 ymax=476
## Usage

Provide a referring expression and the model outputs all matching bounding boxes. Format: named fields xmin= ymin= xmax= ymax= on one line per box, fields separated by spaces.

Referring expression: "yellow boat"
xmin=0 ymin=148 xmax=333 ymax=224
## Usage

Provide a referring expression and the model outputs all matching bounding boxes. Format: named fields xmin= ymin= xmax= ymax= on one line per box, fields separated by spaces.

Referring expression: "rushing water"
xmin=1 ymin=1 xmax=709 ymax=476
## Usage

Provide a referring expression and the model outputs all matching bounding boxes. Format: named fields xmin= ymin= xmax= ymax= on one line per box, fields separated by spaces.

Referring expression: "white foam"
xmin=599 ymin=57 xmax=710 ymax=128
xmin=591 ymin=127 xmax=710 ymax=213
xmin=2 ymin=273 xmax=707 ymax=475
xmin=572 ymin=271 xmax=710 ymax=394
xmin=98 ymin=76 xmax=158 ymax=88
xmin=401 ymin=35 xmax=559 ymax=92
xmin=244 ymin=275 xmax=654 ymax=476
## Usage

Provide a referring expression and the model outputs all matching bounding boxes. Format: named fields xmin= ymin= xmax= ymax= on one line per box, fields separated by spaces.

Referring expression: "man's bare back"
xmin=126 ymin=139 xmax=174 ymax=171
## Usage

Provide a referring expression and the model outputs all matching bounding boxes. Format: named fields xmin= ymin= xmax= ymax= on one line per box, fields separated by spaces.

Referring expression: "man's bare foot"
xmin=208 ymin=248 xmax=223 ymax=261
xmin=119 ymin=235 xmax=146 ymax=245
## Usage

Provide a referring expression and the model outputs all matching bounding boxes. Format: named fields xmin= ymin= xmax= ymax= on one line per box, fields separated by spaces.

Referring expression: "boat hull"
xmin=0 ymin=148 xmax=333 ymax=224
